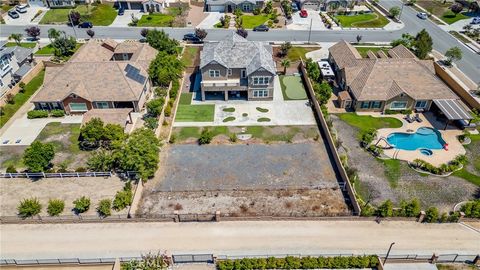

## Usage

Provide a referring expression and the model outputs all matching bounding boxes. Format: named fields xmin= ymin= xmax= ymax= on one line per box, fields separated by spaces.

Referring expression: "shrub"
xmin=253 ymin=7 xmax=261 ymax=15
xmin=97 ymin=199 xmax=111 ymax=217
xmin=27 ymin=110 xmax=49 ymax=119
xmin=23 ymin=141 xmax=55 ymax=172
xmin=424 ymin=206 xmax=439 ymax=223
xmin=47 ymin=199 xmax=65 ymax=216
xmin=73 ymin=196 xmax=91 ymax=213
xmin=113 ymin=187 xmax=133 ymax=211
xmin=75 ymin=167 xmax=87 ymax=172
xmin=50 ymin=109 xmax=65 ymax=117
xmin=5 ymin=93 xmax=15 ymax=104
xmin=19 ymin=82 xmax=26 ymax=93
xmin=377 ymin=199 xmax=393 ymax=217
xmin=144 ymin=116 xmax=159 ymax=130
xmin=17 ymin=198 xmax=41 ymax=218
xmin=229 ymin=133 xmax=237 ymax=142
xmin=198 ymin=128 xmax=213 ymax=145
xmin=359 ymin=128 xmax=377 ymax=146
xmin=147 ymin=98 xmax=165 ymax=116
xmin=169 ymin=134 xmax=176 ymax=144
xmin=6 ymin=165 xmax=17 ymax=173
xmin=164 ymin=103 xmax=172 ymax=117
xmin=461 ymin=200 xmax=480 ymax=218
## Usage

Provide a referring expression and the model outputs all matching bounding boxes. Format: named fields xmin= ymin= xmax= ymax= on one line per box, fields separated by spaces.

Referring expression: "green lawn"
xmin=1 ymin=4 xmax=13 ymax=12
xmin=452 ymin=169 xmax=480 ymax=186
xmin=337 ymin=113 xmax=403 ymax=132
xmin=5 ymin=42 xmax=37 ymax=48
xmin=354 ymin=46 xmax=390 ymax=58
xmin=181 ymin=46 xmax=199 ymax=67
xmin=441 ymin=10 xmax=470 ymax=24
xmin=40 ymin=4 xmax=116 ymax=26
xmin=35 ymin=43 xmax=83 ymax=56
xmin=137 ymin=13 xmax=174 ymax=27
xmin=0 ymin=70 xmax=45 ymax=128
xmin=279 ymin=75 xmax=307 ymax=100
xmin=179 ymin=93 xmax=193 ymax=105
xmin=241 ymin=14 xmax=269 ymax=29
xmin=175 ymin=104 xmax=215 ymax=122
xmin=335 ymin=11 xmax=389 ymax=28
xmin=287 ymin=47 xmax=319 ymax=61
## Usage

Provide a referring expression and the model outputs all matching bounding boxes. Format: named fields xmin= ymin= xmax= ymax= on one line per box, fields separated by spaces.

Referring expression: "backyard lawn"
xmin=241 ymin=14 xmax=269 ymax=28
xmin=35 ymin=43 xmax=83 ymax=56
xmin=179 ymin=93 xmax=193 ymax=105
xmin=334 ymin=11 xmax=389 ymax=28
xmin=175 ymin=104 xmax=215 ymax=122
xmin=354 ymin=46 xmax=390 ymax=58
xmin=137 ymin=13 xmax=174 ymax=27
xmin=0 ymin=70 xmax=45 ymax=128
xmin=287 ymin=47 xmax=320 ymax=61
xmin=180 ymin=46 xmax=200 ymax=67
xmin=337 ymin=113 xmax=403 ymax=132
xmin=279 ymin=75 xmax=307 ymax=100
xmin=39 ymin=4 xmax=117 ymax=25
xmin=5 ymin=42 xmax=36 ymax=48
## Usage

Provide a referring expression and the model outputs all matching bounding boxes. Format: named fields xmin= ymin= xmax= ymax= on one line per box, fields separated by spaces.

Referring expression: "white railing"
xmin=0 ymin=171 xmax=138 ymax=179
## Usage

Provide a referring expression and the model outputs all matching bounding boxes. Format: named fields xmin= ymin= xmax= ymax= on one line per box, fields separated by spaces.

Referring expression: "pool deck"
xmin=358 ymin=112 xmax=466 ymax=167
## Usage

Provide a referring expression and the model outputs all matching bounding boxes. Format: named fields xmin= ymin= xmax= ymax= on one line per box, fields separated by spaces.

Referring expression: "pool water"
xmin=387 ymin=127 xmax=446 ymax=151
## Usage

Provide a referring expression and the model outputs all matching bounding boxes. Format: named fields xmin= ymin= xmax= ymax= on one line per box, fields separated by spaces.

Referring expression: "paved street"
xmin=1 ymin=221 xmax=479 ymax=260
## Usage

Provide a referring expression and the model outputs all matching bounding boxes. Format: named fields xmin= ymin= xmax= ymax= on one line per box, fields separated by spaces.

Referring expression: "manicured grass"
xmin=241 ymin=14 xmax=269 ymax=29
xmin=35 ymin=43 xmax=83 ymax=56
xmin=337 ymin=113 xmax=403 ymax=132
xmin=175 ymin=104 xmax=215 ymax=122
xmin=452 ymin=169 xmax=480 ymax=186
xmin=0 ymin=70 xmax=45 ymax=128
xmin=176 ymin=126 xmax=200 ymax=140
xmin=223 ymin=107 xmax=235 ymax=112
xmin=179 ymin=93 xmax=193 ymax=105
xmin=441 ymin=10 xmax=470 ymax=24
xmin=40 ymin=4 xmax=116 ymax=26
xmin=5 ymin=42 xmax=37 ymax=48
xmin=287 ymin=47 xmax=319 ymax=61
xmin=223 ymin=116 xmax=236 ymax=122
xmin=354 ymin=46 xmax=390 ymax=58
xmin=137 ymin=13 xmax=174 ymax=27
xmin=279 ymin=75 xmax=307 ymax=100
xmin=1 ymin=4 xmax=13 ymax=12
xmin=256 ymin=107 xmax=269 ymax=113
xmin=335 ymin=11 xmax=389 ymax=28
xmin=181 ymin=46 xmax=200 ymax=67
xmin=378 ymin=159 xmax=401 ymax=188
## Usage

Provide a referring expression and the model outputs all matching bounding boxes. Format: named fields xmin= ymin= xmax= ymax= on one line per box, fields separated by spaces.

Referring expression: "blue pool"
xmin=387 ymin=127 xmax=446 ymax=151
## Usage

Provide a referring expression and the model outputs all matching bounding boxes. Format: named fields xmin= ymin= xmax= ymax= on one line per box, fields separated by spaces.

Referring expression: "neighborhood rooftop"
xmin=200 ymin=32 xmax=276 ymax=75
xmin=329 ymin=40 xmax=458 ymax=102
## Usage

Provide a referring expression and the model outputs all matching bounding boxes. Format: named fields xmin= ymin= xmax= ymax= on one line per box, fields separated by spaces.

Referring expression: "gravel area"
xmin=331 ymin=114 xmax=478 ymax=212
xmin=150 ymin=143 xmax=340 ymax=191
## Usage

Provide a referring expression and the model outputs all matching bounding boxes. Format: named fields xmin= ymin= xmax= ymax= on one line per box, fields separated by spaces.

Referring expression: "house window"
xmin=415 ymin=100 xmax=428 ymax=109
xmin=69 ymin=103 xmax=88 ymax=112
xmin=228 ymin=69 xmax=232 ymax=76
xmin=360 ymin=101 xmax=370 ymax=109
xmin=252 ymin=89 xmax=268 ymax=97
xmin=371 ymin=101 xmax=382 ymax=109
xmin=95 ymin=102 xmax=109 ymax=109
xmin=209 ymin=70 xmax=220 ymax=77
xmin=39 ymin=102 xmax=49 ymax=110
xmin=241 ymin=69 xmax=246 ymax=78
xmin=0 ymin=58 xmax=10 ymax=71
xmin=252 ymin=76 xmax=270 ymax=85
xmin=390 ymin=101 xmax=408 ymax=110
xmin=52 ymin=102 xmax=61 ymax=110
xmin=243 ymin=4 xmax=250 ymax=11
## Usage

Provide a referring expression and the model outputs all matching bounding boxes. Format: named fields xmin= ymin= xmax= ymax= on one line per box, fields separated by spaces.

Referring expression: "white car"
xmin=471 ymin=17 xmax=480 ymax=24
xmin=15 ymin=4 xmax=28 ymax=13
xmin=417 ymin=12 xmax=428 ymax=20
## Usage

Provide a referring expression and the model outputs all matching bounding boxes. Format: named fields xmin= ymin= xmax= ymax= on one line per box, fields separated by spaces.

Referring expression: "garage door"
xmin=129 ymin=2 xmax=143 ymax=10
xmin=303 ymin=2 xmax=319 ymax=10
xmin=209 ymin=4 xmax=225 ymax=12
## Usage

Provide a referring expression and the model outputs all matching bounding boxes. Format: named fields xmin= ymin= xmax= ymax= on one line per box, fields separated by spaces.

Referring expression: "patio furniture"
xmin=414 ymin=113 xmax=423 ymax=123
xmin=405 ymin=114 xmax=414 ymax=123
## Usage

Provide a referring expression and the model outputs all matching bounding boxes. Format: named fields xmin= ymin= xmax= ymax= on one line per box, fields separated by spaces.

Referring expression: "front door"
xmin=227 ymin=4 xmax=233 ymax=12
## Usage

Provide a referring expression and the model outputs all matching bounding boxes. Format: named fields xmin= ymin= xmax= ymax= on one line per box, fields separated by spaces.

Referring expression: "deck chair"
xmin=414 ymin=113 xmax=423 ymax=123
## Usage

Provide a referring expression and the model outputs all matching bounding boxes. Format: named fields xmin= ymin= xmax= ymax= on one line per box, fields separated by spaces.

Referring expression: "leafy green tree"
xmin=402 ymin=198 xmax=421 ymax=217
xmin=113 ymin=184 xmax=133 ymax=211
xmin=8 ymin=33 xmax=23 ymax=45
xmin=104 ymin=123 xmax=126 ymax=142
xmin=389 ymin=6 xmax=401 ymax=18
xmin=47 ymin=199 xmax=65 ymax=216
xmin=148 ymin=52 xmax=184 ymax=87
xmin=87 ymin=150 xmax=115 ymax=171
xmin=377 ymin=199 xmax=393 ymax=217
xmin=51 ymin=33 xmax=77 ymax=58
xmin=424 ymin=206 xmax=439 ymax=223
xmin=280 ymin=41 xmax=292 ymax=56
xmin=73 ymin=196 xmax=91 ymax=213
xmin=391 ymin=33 xmax=415 ymax=49
xmin=414 ymin=29 xmax=433 ymax=59
xmin=23 ymin=141 xmax=55 ymax=172
xmin=146 ymin=98 xmax=165 ymax=116
xmin=47 ymin=28 xmax=60 ymax=42
xmin=18 ymin=198 xmax=42 ymax=218
xmin=306 ymin=58 xmax=321 ymax=81
xmin=444 ymin=46 xmax=462 ymax=66
xmin=146 ymin=29 xmax=179 ymax=55
xmin=81 ymin=118 xmax=105 ymax=143
xmin=97 ymin=199 xmax=111 ymax=217
xmin=313 ymin=81 xmax=332 ymax=105
xmin=263 ymin=0 xmax=273 ymax=13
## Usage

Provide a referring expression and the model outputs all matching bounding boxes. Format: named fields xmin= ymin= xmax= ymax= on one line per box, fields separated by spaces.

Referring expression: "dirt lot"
xmin=138 ymin=189 xmax=349 ymax=217
xmin=0 ymin=176 xmax=128 ymax=217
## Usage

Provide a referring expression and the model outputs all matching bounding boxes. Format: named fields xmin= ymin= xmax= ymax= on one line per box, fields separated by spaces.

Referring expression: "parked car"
xmin=300 ymin=9 xmax=308 ymax=18
xmin=183 ymin=33 xmax=202 ymax=43
xmin=253 ymin=24 xmax=269 ymax=32
xmin=291 ymin=2 xmax=299 ymax=12
xmin=118 ymin=7 xmax=124 ymax=15
xmin=471 ymin=17 xmax=480 ymax=24
xmin=15 ymin=4 xmax=28 ymax=13
xmin=8 ymin=9 xmax=19 ymax=19
xmin=78 ymin=21 xmax=93 ymax=28
xmin=417 ymin=12 xmax=428 ymax=20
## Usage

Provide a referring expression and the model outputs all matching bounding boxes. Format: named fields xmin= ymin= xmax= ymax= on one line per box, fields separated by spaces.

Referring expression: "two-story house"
xmin=0 ymin=41 xmax=34 ymax=94
xmin=199 ymin=33 xmax=276 ymax=101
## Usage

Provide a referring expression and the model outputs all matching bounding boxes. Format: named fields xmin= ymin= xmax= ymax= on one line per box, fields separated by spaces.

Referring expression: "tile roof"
xmin=329 ymin=41 xmax=458 ymax=102
xmin=82 ymin=108 xmax=132 ymax=127
xmin=200 ymin=32 xmax=275 ymax=75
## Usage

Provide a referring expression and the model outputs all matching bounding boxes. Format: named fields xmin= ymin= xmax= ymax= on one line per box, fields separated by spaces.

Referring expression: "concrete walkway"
xmin=1 ymin=220 xmax=479 ymax=260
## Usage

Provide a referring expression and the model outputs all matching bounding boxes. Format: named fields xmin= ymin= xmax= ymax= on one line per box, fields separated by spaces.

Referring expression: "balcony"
xmin=201 ymin=78 xmax=248 ymax=91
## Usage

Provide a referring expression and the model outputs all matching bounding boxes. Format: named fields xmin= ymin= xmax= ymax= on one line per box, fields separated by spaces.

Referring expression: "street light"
xmin=383 ymin=242 xmax=396 ymax=265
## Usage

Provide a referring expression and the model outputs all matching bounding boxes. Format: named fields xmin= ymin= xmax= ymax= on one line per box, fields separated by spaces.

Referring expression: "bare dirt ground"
xmin=331 ymin=115 xmax=479 ymax=212
xmin=138 ymin=189 xmax=349 ymax=217
xmin=0 ymin=176 xmax=128 ymax=217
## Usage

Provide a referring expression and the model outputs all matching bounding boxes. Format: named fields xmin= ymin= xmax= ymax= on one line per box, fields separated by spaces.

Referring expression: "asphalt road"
xmin=1 ymin=220 xmax=479 ymax=260
xmin=0 ymin=0 xmax=479 ymax=80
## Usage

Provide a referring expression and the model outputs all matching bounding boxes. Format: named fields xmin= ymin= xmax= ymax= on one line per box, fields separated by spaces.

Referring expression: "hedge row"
xmin=27 ymin=109 xmax=65 ymax=119
xmin=217 ymin=255 xmax=379 ymax=270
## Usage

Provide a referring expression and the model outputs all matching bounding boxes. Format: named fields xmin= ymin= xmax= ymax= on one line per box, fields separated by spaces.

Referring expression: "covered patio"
xmin=432 ymin=99 xmax=475 ymax=130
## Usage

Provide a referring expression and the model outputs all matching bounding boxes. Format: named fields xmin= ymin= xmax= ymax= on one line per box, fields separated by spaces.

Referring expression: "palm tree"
xmin=48 ymin=28 xmax=60 ymax=43
xmin=8 ymin=33 xmax=23 ymax=45
xmin=281 ymin=59 xmax=291 ymax=74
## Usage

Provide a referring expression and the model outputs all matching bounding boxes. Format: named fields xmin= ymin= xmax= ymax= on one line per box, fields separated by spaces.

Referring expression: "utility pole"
xmin=383 ymin=242 xmax=396 ymax=265
xmin=307 ymin=18 xmax=313 ymax=44
xmin=68 ymin=10 xmax=78 ymax=39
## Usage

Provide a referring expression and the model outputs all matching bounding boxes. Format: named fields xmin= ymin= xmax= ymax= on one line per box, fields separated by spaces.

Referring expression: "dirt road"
xmin=1 ymin=220 xmax=479 ymax=260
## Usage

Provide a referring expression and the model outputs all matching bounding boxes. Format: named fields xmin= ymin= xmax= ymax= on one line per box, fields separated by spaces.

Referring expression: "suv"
xmin=299 ymin=9 xmax=308 ymax=18
xmin=78 ymin=21 xmax=93 ymax=28
xmin=118 ymin=7 xmax=125 ymax=15
xmin=15 ymin=4 xmax=28 ymax=13
xmin=253 ymin=24 xmax=269 ymax=31
xmin=8 ymin=9 xmax=19 ymax=19
xmin=291 ymin=2 xmax=299 ymax=12
xmin=183 ymin=33 xmax=202 ymax=43
xmin=417 ymin=12 xmax=428 ymax=20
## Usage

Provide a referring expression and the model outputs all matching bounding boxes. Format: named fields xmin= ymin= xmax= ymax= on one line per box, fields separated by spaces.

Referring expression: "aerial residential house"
xmin=296 ymin=0 xmax=363 ymax=11
xmin=328 ymin=40 xmax=463 ymax=113
xmin=44 ymin=0 xmax=95 ymax=8
xmin=114 ymin=0 xmax=171 ymax=12
xmin=32 ymin=39 xmax=157 ymax=115
xmin=205 ymin=0 xmax=265 ymax=12
xmin=199 ymin=33 xmax=276 ymax=101
xmin=0 ymin=41 xmax=34 ymax=93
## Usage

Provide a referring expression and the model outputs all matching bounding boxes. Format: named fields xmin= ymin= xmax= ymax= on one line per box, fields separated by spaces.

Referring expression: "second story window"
xmin=209 ymin=70 xmax=220 ymax=77
xmin=253 ymin=76 xmax=270 ymax=85
xmin=228 ymin=69 xmax=232 ymax=76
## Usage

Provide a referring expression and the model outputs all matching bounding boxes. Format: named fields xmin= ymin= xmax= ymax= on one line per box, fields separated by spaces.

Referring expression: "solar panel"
xmin=124 ymin=64 xmax=146 ymax=84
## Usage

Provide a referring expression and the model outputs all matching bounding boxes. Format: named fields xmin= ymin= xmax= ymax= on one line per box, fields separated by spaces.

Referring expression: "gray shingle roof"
xmin=200 ymin=32 xmax=275 ymax=75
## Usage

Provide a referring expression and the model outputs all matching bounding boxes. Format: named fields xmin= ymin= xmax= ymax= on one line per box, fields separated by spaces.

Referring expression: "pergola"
xmin=433 ymin=99 xmax=474 ymax=130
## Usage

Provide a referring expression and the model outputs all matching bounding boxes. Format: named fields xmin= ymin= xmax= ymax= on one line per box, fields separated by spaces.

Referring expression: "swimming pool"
xmin=387 ymin=127 xmax=446 ymax=151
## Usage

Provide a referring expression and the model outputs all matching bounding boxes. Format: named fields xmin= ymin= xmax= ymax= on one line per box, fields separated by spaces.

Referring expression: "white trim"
xmin=209 ymin=70 xmax=220 ymax=78
xmin=69 ymin=102 xmax=88 ymax=112
xmin=390 ymin=101 xmax=408 ymax=110
xmin=252 ymin=76 xmax=270 ymax=85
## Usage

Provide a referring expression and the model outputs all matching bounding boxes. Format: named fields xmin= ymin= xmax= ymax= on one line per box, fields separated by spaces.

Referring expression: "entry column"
xmin=224 ymin=90 xmax=228 ymax=101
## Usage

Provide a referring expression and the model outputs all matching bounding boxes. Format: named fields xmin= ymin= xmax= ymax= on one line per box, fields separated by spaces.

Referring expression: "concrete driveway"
xmin=3 ymin=6 xmax=48 ymax=25
xmin=287 ymin=9 xmax=325 ymax=30
xmin=110 ymin=10 xmax=139 ymax=27
xmin=196 ymin=12 xmax=223 ymax=29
